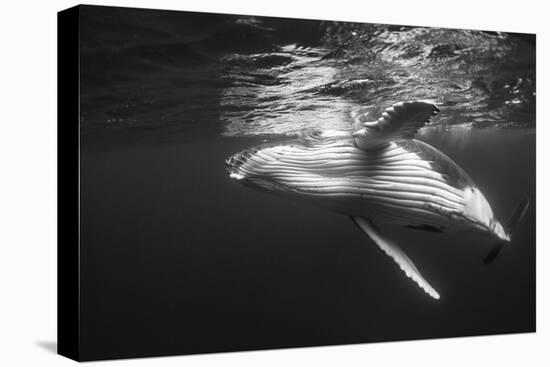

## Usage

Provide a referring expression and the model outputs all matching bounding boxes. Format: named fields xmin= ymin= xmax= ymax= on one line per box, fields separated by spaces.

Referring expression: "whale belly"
xmin=226 ymin=137 xmax=473 ymax=231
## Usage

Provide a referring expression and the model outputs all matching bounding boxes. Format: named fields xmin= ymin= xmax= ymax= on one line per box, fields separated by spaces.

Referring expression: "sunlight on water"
xmin=80 ymin=12 xmax=535 ymax=141
xmin=221 ymin=44 xmax=359 ymax=136
xmin=215 ymin=23 xmax=534 ymax=139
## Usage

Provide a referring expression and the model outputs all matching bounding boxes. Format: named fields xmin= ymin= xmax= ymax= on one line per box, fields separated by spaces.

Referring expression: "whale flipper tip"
xmin=351 ymin=216 xmax=440 ymax=300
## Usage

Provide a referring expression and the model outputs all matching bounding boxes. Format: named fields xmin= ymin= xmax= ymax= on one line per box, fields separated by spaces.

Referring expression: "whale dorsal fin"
xmin=351 ymin=216 xmax=440 ymax=300
xmin=353 ymin=100 xmax=440 ymax=150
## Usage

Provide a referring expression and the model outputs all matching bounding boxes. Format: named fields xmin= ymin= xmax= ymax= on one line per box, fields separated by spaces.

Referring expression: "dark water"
xmin=79 ymin=6 xmax=535 ymax=360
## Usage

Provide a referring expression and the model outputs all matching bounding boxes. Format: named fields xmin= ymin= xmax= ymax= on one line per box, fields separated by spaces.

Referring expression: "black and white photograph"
xmin=56 ymin=4 xmax=537 ymax=361
xmin=2 ymin=1 xmax=547 ymax=366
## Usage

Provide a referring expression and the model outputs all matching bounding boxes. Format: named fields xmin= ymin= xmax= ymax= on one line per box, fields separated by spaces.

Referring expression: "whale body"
xmin=225 ymin=101 xmax=527 ymax=299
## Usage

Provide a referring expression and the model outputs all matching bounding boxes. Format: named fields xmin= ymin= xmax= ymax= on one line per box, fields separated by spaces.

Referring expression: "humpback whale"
xmin=225 ymin=101 xmax=528 ymax=300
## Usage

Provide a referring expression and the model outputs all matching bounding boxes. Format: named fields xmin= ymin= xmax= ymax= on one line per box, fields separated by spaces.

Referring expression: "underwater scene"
xmin=78 ymin=5 xmax=535 ymax=360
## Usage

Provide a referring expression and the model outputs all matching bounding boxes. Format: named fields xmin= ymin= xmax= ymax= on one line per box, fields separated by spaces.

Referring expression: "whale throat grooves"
xmin=226 ymin=139 xmax=469 ymax=229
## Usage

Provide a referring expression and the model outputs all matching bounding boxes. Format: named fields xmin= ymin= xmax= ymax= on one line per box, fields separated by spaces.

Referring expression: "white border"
xmin=0 ymin=0 xmax=546 ymax=366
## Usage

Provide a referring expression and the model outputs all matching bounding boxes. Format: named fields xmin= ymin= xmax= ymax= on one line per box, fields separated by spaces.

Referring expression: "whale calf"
xmin=225 ymin=101 xmax=528 ymax=299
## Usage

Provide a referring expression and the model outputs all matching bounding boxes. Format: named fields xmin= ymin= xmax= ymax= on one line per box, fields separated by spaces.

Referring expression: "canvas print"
xmin=58 ymin=4 xmax=535 ymax=361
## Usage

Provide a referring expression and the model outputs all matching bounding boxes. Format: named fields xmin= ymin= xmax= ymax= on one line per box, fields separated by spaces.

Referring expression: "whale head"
xmin=225 ymin=147 xmax=280 ymax=192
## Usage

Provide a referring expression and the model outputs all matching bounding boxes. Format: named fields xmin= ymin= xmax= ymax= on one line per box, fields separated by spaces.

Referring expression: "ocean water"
xmin=79 ymin=6 xmax=535 ymax=360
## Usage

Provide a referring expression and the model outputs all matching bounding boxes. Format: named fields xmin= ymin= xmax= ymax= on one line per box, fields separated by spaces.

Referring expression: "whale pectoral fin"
xmin=350 ymin=216 xmax=440 ymax=300
xmin=353 ymin=101 xmax=440 ymax=149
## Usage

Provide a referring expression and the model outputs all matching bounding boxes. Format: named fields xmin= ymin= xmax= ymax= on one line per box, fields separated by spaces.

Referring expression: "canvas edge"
xmin=57 ymin=4 xmax=81 ymax=362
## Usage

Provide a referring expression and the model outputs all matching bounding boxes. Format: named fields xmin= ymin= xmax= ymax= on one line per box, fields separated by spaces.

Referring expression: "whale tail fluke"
xmin=483 ymin=197 xmax=530 ymax=265
xmin=505 ymin=197 xmax=530 ymax=235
